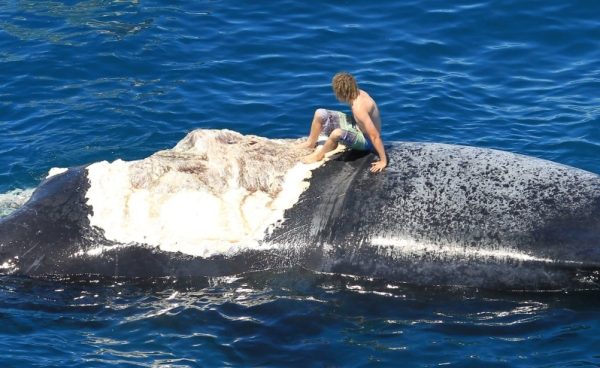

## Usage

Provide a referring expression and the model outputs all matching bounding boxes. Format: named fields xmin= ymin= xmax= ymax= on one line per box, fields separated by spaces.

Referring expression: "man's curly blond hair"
xmin=332 ymin=72 xmax=359 ymax=103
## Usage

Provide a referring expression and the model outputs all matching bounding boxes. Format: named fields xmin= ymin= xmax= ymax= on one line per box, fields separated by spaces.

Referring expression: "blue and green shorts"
xmin=317 ymin=108 xmax=374 ymax=151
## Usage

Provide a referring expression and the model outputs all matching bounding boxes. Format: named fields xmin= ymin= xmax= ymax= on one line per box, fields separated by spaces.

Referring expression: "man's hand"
xmin=370 ymin=160 xmax=386 ymax=173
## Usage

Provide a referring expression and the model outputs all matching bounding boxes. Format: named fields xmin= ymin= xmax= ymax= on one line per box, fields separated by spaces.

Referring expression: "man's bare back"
xmin=352 ymin=90 xmax=381 ymax=134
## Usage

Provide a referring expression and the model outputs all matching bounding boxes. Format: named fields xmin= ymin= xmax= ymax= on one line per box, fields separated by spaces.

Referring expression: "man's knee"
xmin=329 ymin=128 xmax=343 ymax=140
xmin=315 ymin=108 xmax=328 ymax=123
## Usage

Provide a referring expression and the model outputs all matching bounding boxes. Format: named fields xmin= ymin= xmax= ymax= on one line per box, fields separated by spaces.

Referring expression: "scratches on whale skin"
xmin=21 ymin=242 xmax=39 ymax=258
xmin=266 ymin=223 xmax=310 ymax=244
xmin=25 ymin=254 xmax=45 ymax=274
xmin=308 ymin=156 xmax=365 ymax=241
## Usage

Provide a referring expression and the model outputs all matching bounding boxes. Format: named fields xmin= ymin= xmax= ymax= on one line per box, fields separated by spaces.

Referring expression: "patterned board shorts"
xmin=317 ymin=108 xmax=374 ymax=151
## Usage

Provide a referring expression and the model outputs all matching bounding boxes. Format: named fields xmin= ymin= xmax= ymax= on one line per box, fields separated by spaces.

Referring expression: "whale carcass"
xmin=1 ymin=129 xmax=599 ymax=289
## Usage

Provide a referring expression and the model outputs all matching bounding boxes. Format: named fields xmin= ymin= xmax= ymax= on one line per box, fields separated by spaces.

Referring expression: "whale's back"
xmin=267 ymin=143 xmax=600 ymax=288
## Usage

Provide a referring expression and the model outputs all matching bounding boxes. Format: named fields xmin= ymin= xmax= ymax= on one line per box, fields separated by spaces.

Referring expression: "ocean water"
xmin=1 ymin=0 xmax=599 ymax=366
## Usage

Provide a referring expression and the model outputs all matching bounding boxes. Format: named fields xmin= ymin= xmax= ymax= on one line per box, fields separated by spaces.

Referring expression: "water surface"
xmin=1 ymin=0 xmax=599 ymax=366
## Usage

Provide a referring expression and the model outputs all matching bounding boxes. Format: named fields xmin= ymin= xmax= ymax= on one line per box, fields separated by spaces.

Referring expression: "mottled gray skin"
xmin=1 ymin=143 xmax=599 ymax=289
xmin=269 ymin=144 xmax=600 ymax=289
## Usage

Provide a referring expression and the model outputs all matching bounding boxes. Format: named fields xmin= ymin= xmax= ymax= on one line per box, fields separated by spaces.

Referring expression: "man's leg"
xmin=301 ymin=128 xmax=342 ymax=163
xmin=299 ymin=109 xmax=327 ymax=149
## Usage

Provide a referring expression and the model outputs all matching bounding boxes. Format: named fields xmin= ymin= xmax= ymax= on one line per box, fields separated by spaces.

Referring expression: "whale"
xmin=1 ymin=129 xmax=599 ymax=290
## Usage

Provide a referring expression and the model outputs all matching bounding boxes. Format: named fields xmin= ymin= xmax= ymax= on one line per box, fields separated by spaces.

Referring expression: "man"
xmin=300 ymin=72 xmax=387 ymax=173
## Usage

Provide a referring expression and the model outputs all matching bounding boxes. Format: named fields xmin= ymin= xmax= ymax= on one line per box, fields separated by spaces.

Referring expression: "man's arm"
xmin=353 ymin=108 xmax=387 ymax=173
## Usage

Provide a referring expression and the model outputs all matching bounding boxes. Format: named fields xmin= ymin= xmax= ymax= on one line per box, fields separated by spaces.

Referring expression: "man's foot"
xmin=301 ymin=152 xmax=323 ymax=164
xmin=297 ymin=140 xmax=315 ymax=149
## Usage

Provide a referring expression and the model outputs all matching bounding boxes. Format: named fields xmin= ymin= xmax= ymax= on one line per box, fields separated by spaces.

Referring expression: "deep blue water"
xmin=1 ymin=0 xmax=599 ymax=366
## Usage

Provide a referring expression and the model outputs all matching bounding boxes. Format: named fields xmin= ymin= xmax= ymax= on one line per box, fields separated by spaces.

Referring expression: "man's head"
xmin=332 ymin=72 xmax=359 ymax=104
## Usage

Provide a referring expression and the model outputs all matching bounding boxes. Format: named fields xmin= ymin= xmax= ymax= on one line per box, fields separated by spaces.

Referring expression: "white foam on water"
xmin=85 ymin=129 xmax=338 ymax=257
xmin=0 ymin=188 xmax=35 ymax=218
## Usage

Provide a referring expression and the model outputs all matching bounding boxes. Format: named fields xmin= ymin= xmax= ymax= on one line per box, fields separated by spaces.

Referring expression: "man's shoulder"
xmin=352 ymin=92 xmax=374 ymax=111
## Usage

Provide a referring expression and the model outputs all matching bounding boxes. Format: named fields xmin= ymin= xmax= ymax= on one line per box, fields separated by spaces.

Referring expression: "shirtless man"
xmin=300 ymin=72 xmax=387 ymax=173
